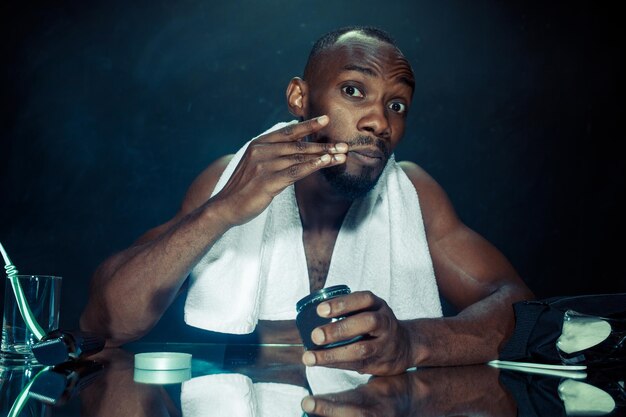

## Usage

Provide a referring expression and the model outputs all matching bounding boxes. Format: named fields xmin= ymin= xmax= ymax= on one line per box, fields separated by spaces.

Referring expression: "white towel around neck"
xmin=184 ymin=121 xmax=442 ymax=334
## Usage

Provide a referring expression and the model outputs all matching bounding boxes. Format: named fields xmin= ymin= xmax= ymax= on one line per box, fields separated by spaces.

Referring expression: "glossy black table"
xmin=1 ymin=342 xmax=624 ymax=416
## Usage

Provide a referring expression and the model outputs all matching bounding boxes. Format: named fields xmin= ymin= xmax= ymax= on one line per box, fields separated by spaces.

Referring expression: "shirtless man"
xmin=80 ymin=26 xmax=533 ymax=375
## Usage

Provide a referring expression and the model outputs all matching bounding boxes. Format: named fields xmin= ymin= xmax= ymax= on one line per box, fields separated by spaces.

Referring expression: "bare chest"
xmin=302 ymin=229 xmax=339 ymax=292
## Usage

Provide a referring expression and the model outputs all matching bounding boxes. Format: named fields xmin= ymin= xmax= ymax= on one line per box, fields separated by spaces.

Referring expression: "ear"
xmin=286 ymin=77 xmax=308 ymax=118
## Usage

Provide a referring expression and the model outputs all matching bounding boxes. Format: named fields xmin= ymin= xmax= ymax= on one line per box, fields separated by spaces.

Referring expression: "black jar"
xmin=296 ymin=285 xmax=361 ymax=350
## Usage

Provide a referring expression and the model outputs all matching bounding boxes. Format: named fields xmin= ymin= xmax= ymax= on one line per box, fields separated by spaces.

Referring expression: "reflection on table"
xmin=1 ymin=343 xmax=624 ymax=416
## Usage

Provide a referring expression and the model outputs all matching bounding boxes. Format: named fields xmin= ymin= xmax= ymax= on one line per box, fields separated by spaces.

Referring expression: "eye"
xmin=388 ymin=101 xmax=407 ymax=114
xmin=342 ymin=85 xmax=364 ymax=98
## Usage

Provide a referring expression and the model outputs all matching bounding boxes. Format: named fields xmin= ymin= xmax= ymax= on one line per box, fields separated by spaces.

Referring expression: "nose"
xmin=357 ymin=103 xmax=391 ymax=139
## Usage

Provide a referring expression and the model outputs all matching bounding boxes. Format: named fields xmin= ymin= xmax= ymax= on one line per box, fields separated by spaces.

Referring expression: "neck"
xmin=295 ymin=172 xmax=353 ymax=232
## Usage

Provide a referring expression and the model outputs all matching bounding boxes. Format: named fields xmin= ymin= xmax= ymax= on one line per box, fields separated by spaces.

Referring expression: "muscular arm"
xmin=400 ymin=161 xmax=534 ymax=366
xmin=79 ymin=156 xmax=233 ymax=347
xmin=302 ymin=161 xmax=534 ymax=374
xmin=80 ymin=116 xmax=348 ymax=347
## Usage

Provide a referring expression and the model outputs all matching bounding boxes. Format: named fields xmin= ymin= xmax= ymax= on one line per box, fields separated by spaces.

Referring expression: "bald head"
xmin=303 ymin=26 xmax=406 ymax=81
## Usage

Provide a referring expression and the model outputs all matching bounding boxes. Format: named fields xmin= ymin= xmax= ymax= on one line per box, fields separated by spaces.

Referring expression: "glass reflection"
xmin=501 ymin=366 xmax=625 ymax=417
xmin=1 ymin=344 xmax=614 ymax=417
xmin=303 ymin=365 xmax=515 ymax=417
xmin=0 ymin=361 xmax=50 ymax=417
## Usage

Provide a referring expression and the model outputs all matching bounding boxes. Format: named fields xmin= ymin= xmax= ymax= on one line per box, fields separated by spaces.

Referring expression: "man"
xmin=80 ymin=26 xmax=533 ymax=375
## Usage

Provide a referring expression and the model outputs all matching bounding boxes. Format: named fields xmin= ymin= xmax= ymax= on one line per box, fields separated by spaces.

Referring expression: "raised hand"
xmin=211 ymin=115 xmax=347 ymax=226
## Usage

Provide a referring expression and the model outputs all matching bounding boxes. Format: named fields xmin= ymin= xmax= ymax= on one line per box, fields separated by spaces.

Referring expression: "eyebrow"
xmin=342 ymin=64 xmax=415 ymax=90
xmin=343 ymin=64 xmax=377 ymax=77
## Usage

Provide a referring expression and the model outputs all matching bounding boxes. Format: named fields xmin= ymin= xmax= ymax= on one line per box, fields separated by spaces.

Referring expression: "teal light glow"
xmin=0 ymin=241 xmax=46 ymax=340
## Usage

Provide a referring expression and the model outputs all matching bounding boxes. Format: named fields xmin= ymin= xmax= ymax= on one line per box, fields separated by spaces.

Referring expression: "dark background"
xmin=1 ymin=1 xmax=624 ymax=340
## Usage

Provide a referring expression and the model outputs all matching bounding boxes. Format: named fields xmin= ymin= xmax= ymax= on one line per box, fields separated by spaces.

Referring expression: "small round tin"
xmin=296 ymin=285 xmax=361 ymax=350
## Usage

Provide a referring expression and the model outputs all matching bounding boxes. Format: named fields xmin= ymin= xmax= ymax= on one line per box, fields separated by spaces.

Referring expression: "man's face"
xmin=305 ymin=32 xmax=415 ymax=199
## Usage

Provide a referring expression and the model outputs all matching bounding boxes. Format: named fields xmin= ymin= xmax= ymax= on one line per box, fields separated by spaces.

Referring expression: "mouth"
xmin=348 ymin=147 xmax=385 ymax=166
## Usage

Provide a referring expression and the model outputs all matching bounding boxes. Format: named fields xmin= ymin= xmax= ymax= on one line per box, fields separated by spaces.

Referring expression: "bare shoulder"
xmin=180 ymin=155 xmax=235 ymax=215
xmin=398 ymin=160 xmax=461 ymax=239
xmin=398 ymin=160 xmax=448 ymax=206
xmin=398 ymin=161 xmax=436 ymax=189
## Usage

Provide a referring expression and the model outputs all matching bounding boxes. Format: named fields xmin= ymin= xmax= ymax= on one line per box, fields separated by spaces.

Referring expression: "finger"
xmin=280 ymin=140 xmax=348 ymax=156
xmin=251 ymin=141 xmax=347 ymax=163
xmin=303 ymin=340 xmax=374 ymax=369
xmin=302 ymin=395 xmax=363 ymax=417
xmin=264 ymin=152 xmax=335 ymax=172
xmin=310 ymin=312 xmax=383 ymax=347
xmin=257 ymin=115 xmax=329 ymax=143
xmin=272 ymin=153 xmax=346 ymax=187
xmin=317 ymin=291 xmax=383 ymax=319
xmin=242 ymin=141 xmax=347 ymax=170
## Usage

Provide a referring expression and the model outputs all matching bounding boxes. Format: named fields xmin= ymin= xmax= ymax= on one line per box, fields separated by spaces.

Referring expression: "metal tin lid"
xmin=133 ymin=368 xmax=192 ymax=385
xmin=296 ymin=285 xmax=351 ymax=313
xmin=134 ymin=352 xmax=192 ymax=370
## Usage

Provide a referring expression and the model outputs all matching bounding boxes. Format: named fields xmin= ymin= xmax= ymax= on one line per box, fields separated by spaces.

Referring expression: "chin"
xmin=321 ymin=163 xmax=382 ymax=200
